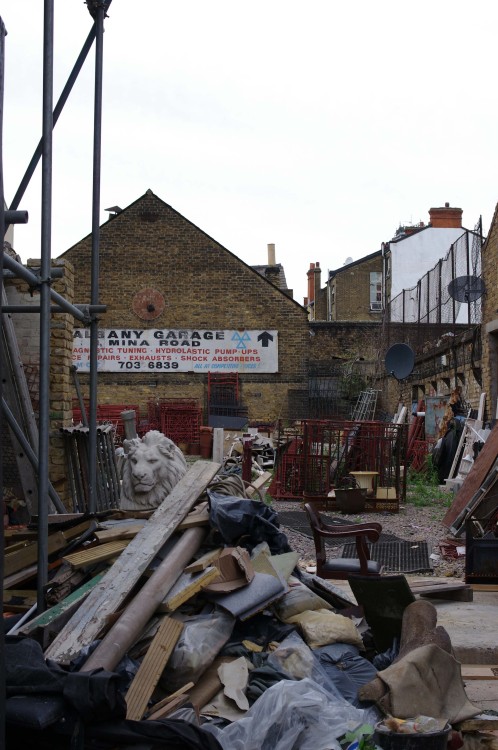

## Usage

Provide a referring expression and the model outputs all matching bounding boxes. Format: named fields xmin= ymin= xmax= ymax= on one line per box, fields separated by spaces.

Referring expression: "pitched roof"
xmin=251 ymin=263 xmax=288 ymax=290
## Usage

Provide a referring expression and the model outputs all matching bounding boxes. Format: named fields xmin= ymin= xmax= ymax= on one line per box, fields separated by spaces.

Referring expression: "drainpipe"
xmin=37 ymin=0 xmax=55 ymax=613
xmin=88 ymin=2 xmax=105 ymax=513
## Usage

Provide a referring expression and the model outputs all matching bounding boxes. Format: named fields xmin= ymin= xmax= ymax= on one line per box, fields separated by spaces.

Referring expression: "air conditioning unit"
xmin=370 ymin=302 xmax=383 ymax=311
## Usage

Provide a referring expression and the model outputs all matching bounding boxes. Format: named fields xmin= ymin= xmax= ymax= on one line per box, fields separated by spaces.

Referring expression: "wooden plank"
xmin=125 ymin=617 xmax=183 ymax=720
xmin=3 ymin=541 xmax=32 ymax=554
xmin=45 ymin=460 xmax=220 ymax=664
xmin=443 ymin=421 xmax=498 ymax=528
xmin=4 ymin=532 xmax=69 ymax=578
xmin=461 ymin=666 xmax=498 ymax=680
xmin=158 ymin=567 xmax=220 ymax=612
xmin=4 ymin=564 xmax=38 ymax=589
xmin=446 ymin=412 xmax=472 ymax=481
xmin=459 ymin=717 xmax=498 ymax=732
xmin=146 ymin=694 xmax=189 ymax=720
xmin=19 ymin=572 xmax=107 ymax=636
xmin=472 ymin=583 xmax=498 ymax=592
xmin=145 ymin=682 xmax=194 ymax=719
xmin=2 ymin=589 xmax=37 ymax=612
xmin=177 ymin=502 xmax=210 ymax=529
xmin=63 ymin=540 xmax=130 ymax=568
xmin=246 ymin=471 xmax=272 ymax=497
xmin=184 ymin=547 xmax=223 ymax=574
xmin=95 ymin=523 xmax=145 ymax=542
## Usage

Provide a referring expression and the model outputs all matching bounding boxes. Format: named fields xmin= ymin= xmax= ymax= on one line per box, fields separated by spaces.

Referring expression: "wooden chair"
xmin=304 ymin=502 xmax=384 ymax=580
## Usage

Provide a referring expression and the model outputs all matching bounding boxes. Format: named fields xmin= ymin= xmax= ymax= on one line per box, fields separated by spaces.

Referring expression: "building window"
xmin=369 ymin=272 xmax=383 ymax=311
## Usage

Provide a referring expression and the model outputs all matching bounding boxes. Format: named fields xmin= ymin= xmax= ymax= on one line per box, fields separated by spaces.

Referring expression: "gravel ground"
xmin=269 ymin=497 xmax=466 ymax=579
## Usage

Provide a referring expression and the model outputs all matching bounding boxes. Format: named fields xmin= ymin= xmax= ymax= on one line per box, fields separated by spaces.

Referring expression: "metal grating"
xmin=342 ymin=540 xmax=432 ymax=573
xmin=277 ymin=510 xmax=401 ymax=547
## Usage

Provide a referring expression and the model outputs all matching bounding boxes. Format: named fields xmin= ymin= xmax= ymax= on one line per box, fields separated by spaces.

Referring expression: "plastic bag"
xmin=267 ymin=632 xmax=353 ymax=704
xmin=203 ymin=677 xmax=367 ymax=750
xmin=160 ymin=609 xmax=235 ymax=693
xmin=273 ymin=576 xmax=332 ymax=621
xmin=267 ymin=631 xmax=315 ymax=680
xmin=286 ymin=608 xmax=364 ymax=650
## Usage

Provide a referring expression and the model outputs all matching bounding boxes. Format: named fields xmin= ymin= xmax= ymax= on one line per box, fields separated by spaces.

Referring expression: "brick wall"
xmin=481 ymin=202 xmax=498 ymax=418
xmin=61 ymin=190 xmax=309 ymax=425
xmin=330 ymin=254 xmax=383 ymax=321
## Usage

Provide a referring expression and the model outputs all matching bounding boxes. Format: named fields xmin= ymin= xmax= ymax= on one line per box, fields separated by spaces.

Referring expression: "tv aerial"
xmin=385 ymin=343 xmax=415 ymax=381
xmin=447 ymin=275 xmax=486 ymax=303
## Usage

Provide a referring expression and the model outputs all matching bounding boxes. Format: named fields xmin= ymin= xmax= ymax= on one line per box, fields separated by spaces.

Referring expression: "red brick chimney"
xmin=307 ymin=262 xmax=321 ymax=304
xmin=429 ymin=202 xmax=462 ymax=228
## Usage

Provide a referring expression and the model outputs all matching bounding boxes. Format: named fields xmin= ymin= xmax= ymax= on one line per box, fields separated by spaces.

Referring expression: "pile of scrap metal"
xmin=222 ymin=432 xmax=275 ymax=476
xmin=4 ymin=460 xmax=496 ymax=750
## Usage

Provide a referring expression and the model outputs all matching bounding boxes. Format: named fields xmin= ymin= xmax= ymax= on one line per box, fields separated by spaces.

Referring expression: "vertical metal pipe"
xmin=88 ymin=4 xmax=105 ymax=514
xmin=0 ymin=16 xmax=7 ymax=746
xmin=437 ymin=259 xmax=442 ymax=325
xmin=451 ymin=243 xmax=456 ymax=326
xmin=71 ymin=365 xmax=88 ymax=427
xmin=465 ymin=231 xmax=471 ymax=326
xmin=37 ymin=0 xmax=55 ymax=613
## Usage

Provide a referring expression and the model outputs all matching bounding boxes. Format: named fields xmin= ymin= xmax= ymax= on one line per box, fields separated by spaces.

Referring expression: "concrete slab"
xmin=329 ymin=575 xmax=498 ymax=714
xmin=333 ymin=576 xmax=498 ymax=665
xmin=427 ymin=589 xmax=498 ymax=665
xmin=463 ymin=680 xmax=498 ymax=713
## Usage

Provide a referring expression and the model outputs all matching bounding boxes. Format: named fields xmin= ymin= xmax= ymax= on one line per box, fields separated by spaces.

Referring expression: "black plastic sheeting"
xmin=5 ymin=636 xmax=126 ymax=724
xmin=207 ymin=491 xmax=291 ymax=554
xmin=4 ymin=636 xmax=222 ymax=750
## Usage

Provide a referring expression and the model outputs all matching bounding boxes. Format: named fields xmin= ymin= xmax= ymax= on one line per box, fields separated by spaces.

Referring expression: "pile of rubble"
xmin=4 ymin=459 xmax=498 ymax=749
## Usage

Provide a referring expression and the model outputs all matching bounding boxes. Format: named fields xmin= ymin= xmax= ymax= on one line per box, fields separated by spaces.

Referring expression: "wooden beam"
xmin=94 ymin=523 xmax=145 ymax=543
xmin=246 ymin=471 xmax=272 ymax=497
xmin=62 ymin=540 xmax=129 ymax=568
xmin=18 ymin=572 xmax=107 ymax=637
xmin=2 ymin=589 xmax=37 ymax=612
xmin=46 ymin=460 xmax=220 ymax=665
xmin=461 ymin=666 xmax=498 ymax=680
xmin=81 ymin=526 xmax=206 ymax=673
xmin=158 ymin=567 xmax=220 ymax=612
xmin=4 ymin=564 xmax=38 ymax=589
xmin=184 ymin=547 xmax=223 ymax=574
xmin=4 ymin=532 xmax=68 ymax=578
xmin=125 ymin=617 xmax=183 ymax=720
xmin=145 ymin=682 xmax=194 ymax=719
xmin=177 ymin=502 xmax=210 ymax=530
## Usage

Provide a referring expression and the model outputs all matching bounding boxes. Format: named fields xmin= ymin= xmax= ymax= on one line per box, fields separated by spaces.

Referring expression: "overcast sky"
xmin=2 ymin=1 xmax=498 ymax=304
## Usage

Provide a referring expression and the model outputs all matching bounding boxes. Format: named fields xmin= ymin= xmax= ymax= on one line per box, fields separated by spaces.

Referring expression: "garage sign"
xmin=72 ymin=329 xmax=278 ymax=373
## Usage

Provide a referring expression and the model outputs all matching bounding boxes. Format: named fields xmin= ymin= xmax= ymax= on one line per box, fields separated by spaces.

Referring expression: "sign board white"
xmin=72 ymin=328 xmax=278 ymax=373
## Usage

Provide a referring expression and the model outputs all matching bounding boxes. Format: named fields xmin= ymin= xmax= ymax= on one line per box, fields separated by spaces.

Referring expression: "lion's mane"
xmin=120 ymin=430 xmax=188 ymax=510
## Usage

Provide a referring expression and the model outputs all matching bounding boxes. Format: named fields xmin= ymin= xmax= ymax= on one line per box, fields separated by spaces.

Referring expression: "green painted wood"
xmin=45 ymin=460 xmax=220 ymax=664
xmin=19 ymin=572 xmax=106 ymax=634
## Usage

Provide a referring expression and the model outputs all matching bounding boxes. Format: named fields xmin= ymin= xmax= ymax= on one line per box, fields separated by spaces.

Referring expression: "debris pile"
xmin=3 ymin=460 xmax=495 ymax=749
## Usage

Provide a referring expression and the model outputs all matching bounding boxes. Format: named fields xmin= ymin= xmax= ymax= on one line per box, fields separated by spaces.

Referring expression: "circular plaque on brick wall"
xmin=132 ymin=288 xmax=165 ymax=320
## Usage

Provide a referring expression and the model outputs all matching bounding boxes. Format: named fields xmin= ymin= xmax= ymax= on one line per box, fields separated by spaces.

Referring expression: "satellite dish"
xmin=385 ymin=343 xmax=415 ymax=380
xmin=447 ymin=275 xmax=485 ymax=303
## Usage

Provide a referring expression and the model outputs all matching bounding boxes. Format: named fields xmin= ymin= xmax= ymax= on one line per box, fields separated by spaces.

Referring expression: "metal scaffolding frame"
xmin=1 ymin=0 xmax=112 ymax=648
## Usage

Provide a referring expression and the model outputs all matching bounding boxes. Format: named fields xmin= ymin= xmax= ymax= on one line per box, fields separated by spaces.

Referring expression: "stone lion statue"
xmin=120 ymin=430 xmax=188 ymax=511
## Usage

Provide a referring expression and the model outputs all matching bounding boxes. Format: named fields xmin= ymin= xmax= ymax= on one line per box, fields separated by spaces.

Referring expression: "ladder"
xmin=351 ymin=389 xmax=379 ymax=421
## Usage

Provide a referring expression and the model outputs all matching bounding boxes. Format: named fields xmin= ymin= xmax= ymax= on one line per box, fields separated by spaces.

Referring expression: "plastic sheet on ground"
xmin=203 ymin=677 xmax=367 ymax=750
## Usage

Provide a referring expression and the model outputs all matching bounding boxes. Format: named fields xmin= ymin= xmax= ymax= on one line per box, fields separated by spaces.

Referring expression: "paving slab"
xmin=427 ymin=587 xmax=498 ymax=665
xmin=334 ymin=576 xmax=498 ymax=664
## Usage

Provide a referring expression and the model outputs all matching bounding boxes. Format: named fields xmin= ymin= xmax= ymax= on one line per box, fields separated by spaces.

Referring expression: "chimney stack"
xmin=429 ymin=203 xmax=462 ymax=229
xmin=307 ymin=262 xmax=321 ymax=304
xmin=267 ymin=243 xmax=276 ymax=266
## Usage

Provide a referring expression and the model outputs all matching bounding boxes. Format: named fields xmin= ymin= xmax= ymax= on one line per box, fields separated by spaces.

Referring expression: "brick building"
xmin=60 ymin=190 xmax=310 ymax=426
xmin=481 ymin=201 xmax=498 ymax=418
xmin=324 ymin=252 xmax=383 ymax=322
